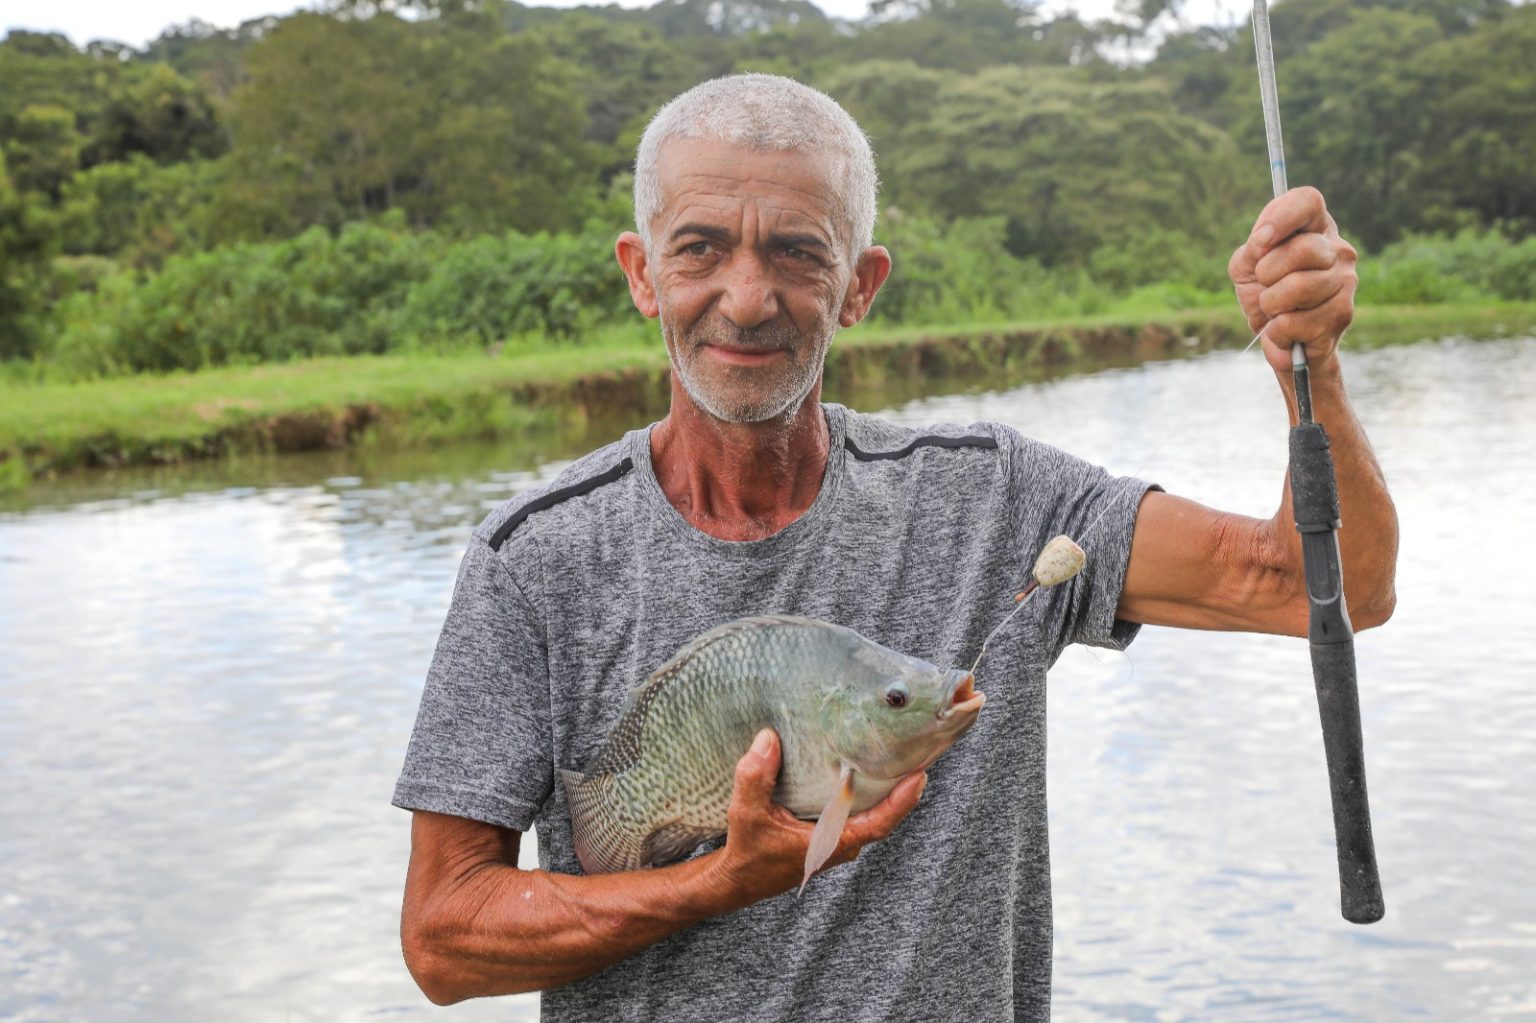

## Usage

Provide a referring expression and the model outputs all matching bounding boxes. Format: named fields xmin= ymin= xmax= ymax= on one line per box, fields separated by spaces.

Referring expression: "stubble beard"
xmin=662 ymin=313 xmax=837 ymax=425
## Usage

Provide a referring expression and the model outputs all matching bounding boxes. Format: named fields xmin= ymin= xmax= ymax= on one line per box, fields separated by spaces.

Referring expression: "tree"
xmin=57 ymin=155 xmax=221 ymax=265
xmin=221 ymin=12 xmax=599 ymax=238
xmin=0 ymin=149 xmax=56 ymax=358
xmin=851 ymin=0 xmax=1083 ymax=70
xmin=880 ymin=65 xmax=1255 ymax=263
xmin=3 ymin=104 xmax=82 ymax=199
xmin=525 ymin=13 xmax=709 ymax=162
xmin=1418 ymin=5 xmax=1536 ymax=235
xmin=1 ymin=30 xmax=227 ymax=170
xmin=97 ymin=63 xmax=226 ymax=165
xmin=1278 ymin=9 xmax=1443 ymax=248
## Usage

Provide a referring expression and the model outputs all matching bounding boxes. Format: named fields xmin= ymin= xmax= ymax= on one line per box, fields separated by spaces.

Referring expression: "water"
xmin=3 ymin=335 xmax=1534 ymax=1021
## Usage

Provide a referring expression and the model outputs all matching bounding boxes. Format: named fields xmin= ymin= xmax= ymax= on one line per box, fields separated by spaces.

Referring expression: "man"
xmin=392 ymin=74 xmax=1397 ymax=1020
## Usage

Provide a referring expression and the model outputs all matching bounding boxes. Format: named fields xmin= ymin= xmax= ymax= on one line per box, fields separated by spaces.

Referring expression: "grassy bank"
xmin=2 ymin=302 xmax=1532 ymax=493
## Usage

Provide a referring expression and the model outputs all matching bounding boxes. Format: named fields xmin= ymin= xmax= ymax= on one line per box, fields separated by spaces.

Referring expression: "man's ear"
xmin=616 ymin=232 xmax=659 ymax=319
xmin=839 ymin=245 xmax=892 ymax=328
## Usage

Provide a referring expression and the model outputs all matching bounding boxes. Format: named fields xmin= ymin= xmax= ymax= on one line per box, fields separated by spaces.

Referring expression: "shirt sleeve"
xmin=391 ymin=538 xmax=553 ymax=832
xmin=1001 ymin=426 xmax=1159 ymax=654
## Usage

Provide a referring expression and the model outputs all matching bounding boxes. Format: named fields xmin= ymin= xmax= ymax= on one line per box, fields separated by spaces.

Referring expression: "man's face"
xmin=640 ymin=138 xmax=856 ymax=424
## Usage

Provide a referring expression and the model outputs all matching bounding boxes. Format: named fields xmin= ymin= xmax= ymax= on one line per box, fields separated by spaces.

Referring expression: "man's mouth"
xmin=701 ymin=344 xmax=788 ymax=366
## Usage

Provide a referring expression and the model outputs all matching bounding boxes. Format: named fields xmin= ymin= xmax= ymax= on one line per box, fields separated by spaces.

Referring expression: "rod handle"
xmin=1310 ymin=639 xmax=1385 ymax=924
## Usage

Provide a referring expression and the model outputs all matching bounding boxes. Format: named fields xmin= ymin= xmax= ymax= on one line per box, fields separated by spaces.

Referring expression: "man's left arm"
xmin=1117 ymin=187 xmax=1399 ymax=636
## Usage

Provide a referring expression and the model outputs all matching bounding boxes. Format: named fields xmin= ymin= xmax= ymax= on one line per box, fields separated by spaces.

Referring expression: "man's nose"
xmin=716 ymin=253 xmax=780 ymax=329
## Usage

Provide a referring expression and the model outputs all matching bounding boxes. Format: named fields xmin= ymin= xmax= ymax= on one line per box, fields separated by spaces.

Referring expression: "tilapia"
xmin=560 ymin=615 xmax=985 ymax=888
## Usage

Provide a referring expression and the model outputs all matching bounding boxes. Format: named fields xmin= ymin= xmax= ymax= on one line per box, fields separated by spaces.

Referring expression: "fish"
xmin=560 ymin=614 xmax=985 ymax=890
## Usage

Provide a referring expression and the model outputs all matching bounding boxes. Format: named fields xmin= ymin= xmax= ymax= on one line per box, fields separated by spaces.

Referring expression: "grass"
xmin=3 ymin=301 xmax=1532 ymax=493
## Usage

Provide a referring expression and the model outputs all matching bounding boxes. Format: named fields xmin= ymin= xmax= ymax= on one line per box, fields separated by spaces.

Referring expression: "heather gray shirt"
xmin=393 ymin=403 xmax=1153 ymax=1022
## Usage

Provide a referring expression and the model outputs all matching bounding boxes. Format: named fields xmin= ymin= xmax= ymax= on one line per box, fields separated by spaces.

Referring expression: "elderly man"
xmin=392 ymin=74 xmax=1397 ymax=1020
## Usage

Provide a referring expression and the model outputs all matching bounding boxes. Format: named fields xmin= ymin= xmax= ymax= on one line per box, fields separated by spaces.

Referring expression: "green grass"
xmin=3 ymin=302 xmax=1532 ymax=493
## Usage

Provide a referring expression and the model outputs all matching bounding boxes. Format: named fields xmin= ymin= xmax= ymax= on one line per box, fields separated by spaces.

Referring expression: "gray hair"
xmin=633 ymin=74 xmax=879 ymax=261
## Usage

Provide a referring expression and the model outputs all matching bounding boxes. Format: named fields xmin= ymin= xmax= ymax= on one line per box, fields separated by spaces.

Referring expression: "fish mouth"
xmin=940 ymin=672 xmax=986 ymax=721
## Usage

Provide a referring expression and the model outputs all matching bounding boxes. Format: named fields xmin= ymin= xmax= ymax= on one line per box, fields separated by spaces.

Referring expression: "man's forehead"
xmin=653 ymin=137 xmax=845 ymax=233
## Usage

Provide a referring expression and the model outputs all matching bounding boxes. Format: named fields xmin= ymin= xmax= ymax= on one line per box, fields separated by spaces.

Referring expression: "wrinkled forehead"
xmin=651 ymin=137 xmax=852 ymax=247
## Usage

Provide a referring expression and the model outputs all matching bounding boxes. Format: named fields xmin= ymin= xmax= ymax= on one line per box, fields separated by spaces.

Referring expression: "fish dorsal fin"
xmin=800 ymin=765 xmax=857 ymax=895
xmin=561 ymin=768 xmax=647 ymax=874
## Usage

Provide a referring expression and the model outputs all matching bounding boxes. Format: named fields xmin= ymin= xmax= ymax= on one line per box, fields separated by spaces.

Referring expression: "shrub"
xmin=397 ymin=226 xmax=633 ymax=346
xmin=47 ymin=217 xmax=440 ymax=374
xmin=1358 ymin=228 xmax=1536 ymax=305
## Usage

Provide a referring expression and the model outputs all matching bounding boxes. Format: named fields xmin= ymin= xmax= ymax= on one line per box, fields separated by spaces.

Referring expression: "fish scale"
xmin=561 ymin=615 xmax=984 ymax=878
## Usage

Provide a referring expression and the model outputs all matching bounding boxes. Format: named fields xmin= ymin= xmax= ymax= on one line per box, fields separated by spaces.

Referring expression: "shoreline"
xmin=2 ymin=303 xmax=1530 ymax=493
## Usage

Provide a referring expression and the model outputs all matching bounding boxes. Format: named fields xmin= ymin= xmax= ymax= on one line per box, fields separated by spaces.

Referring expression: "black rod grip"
xmin=1290 ymin=420 xmax=1384 ymax=923
xmin=1309 ymin=639 xmax=1385 ymax=924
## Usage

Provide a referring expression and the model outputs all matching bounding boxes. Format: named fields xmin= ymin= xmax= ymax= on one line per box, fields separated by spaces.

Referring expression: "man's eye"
xmin=783 ymin=248 xmax=812 ymax=262
xmin=683 ymin=242 xmax=711 ymax=257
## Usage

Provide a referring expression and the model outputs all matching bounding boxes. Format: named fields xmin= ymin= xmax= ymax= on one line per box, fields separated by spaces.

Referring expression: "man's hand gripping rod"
xmin=1253 ymin=0 xmax=1384 ymax=924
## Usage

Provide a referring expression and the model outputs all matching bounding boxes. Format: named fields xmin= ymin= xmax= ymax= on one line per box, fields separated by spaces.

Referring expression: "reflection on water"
xmin=2 ymin=335 xmax=1534 ymax=1021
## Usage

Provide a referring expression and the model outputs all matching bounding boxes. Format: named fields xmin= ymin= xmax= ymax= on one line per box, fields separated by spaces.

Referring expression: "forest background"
xmin=1 ymin=0 xmax=1533 ymax=480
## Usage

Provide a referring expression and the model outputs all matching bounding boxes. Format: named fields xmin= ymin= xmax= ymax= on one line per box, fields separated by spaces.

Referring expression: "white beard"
xmin=661 ymin=314 xmax=836 ymax=424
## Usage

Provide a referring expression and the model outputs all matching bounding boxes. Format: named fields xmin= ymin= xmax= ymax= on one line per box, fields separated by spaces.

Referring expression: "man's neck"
xmin=650 ymin=385 xmax=830 ymax=542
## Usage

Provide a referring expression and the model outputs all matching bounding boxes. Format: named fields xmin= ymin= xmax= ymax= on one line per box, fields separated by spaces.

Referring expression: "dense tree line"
xmin=1 ymin=0 xmax=1533 ymax=371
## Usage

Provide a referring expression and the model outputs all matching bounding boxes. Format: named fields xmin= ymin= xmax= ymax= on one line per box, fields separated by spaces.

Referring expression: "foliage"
xmin=0 ymin=150 xmax=57 ymax=359
xmin=219 ymin=12 xmax=598 ymax=240
xmin=47 ymin=218 xmax=441 ymax=375
xmin=43 ymin=217 xmax=642 ymax=376
xmin=56 ymin=156 xmax=220 ymax=266
xmin=874 ymin=65 xmax=1257 ymax=264
xmin=3 ymin=104 xmax=83 ymax=199
xmin=1358 ymin=229 xmax=1536 ymax=305
xmin=1415 ymin=5 xmax=1536 ymax=238
xmin=869 ymin=212 xmax=1040 ymax=324
xmin=397 ymin=226 xmax=635 ymax=345
xmin=5 ymin=0 xmax=1536 ymax=378
xmin=0 ymin=30 xmax=224 ymax=172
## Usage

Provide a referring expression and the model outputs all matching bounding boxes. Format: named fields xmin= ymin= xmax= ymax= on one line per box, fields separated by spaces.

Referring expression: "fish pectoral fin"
xmin=643 ymin=821 xmax=718 ymax=868
xmin=800 ymin=765 xmax=857 ymax=896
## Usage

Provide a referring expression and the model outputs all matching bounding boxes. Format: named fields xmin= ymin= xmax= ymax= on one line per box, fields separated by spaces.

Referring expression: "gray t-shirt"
xmin=393 ymin=403 xmax=1152 ymax=1022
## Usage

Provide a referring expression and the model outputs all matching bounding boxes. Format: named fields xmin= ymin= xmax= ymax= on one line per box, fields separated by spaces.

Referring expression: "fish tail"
xmin=560 ymin=768 xmax=649 ymax=874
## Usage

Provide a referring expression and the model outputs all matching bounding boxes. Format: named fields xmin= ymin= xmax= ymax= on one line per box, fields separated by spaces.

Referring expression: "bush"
xmin=55 ymin=156 xmax=222 ymax=268
xmin=1358 ymin=228 xmax=1536 ymax=304
xmin=397 ymin=226 xmax=633 ymax=346
xmin=42 ymin=216 xmax=643 ymax=376
xmin=1086 ymin=227 xmax=1231 ymax=295
xmin=872 ymin=212 xmax=1043 ymax=325
xmin=47 ymin=216 xmax=441 ymax=375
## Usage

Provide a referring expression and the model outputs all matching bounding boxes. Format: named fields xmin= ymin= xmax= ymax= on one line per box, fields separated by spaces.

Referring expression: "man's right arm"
xmin=400 ymin=729 xmax=926 ymax=1005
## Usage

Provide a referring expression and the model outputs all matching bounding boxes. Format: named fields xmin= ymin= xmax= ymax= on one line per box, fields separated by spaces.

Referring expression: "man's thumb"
xmin=733 ymin=728 xmax=780 ymax=803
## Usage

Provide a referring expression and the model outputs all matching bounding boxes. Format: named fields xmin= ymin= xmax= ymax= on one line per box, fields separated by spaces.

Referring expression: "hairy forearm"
xmin=402 ymin=819 xmax=738 ymax=1004
xmin=1267 ymin=353 xmax=1399 ymax=630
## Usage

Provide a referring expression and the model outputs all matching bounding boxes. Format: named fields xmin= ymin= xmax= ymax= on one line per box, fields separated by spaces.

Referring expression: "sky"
xmin=3 ymin=0 xmax=1247 ymax=49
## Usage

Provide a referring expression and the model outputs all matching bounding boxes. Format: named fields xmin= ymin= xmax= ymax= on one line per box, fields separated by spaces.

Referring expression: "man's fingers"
xmin=1254 ymin=230 xmax=1343 ymax=286
xmin=1260 ymin=289 xmax=1355 ymax=356
xmin=1245 ymin=186 xmax=1332 ymax=263
xmin=1258 ymin=268 xmax=1348 ymax=320
xmin=843 ymin=772 xmax=927 ymax=845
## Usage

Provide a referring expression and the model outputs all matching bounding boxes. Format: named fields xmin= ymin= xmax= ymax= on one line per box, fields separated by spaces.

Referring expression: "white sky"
xmin=4 ymin=0 xmax=1247 ymax=49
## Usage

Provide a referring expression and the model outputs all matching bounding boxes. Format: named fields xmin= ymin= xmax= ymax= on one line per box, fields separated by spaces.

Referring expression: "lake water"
xmin=2 ymin=334 xmax=1534 ymax=1021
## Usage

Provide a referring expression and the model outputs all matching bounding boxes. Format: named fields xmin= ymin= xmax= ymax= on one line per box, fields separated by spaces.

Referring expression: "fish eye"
xmin=885 ymin=682 xmax=909 ymax=709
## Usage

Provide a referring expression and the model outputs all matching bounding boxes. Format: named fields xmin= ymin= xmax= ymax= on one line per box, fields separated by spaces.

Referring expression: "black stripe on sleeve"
xmin=488 ymin=457 xmax=634 ymax=551
xmin=844 ymin=434 xmax=999 ymax=462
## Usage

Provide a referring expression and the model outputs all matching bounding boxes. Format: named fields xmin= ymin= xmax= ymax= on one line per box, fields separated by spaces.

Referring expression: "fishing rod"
xmin=1251 ymin=0 xmax=1384 ymax=925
